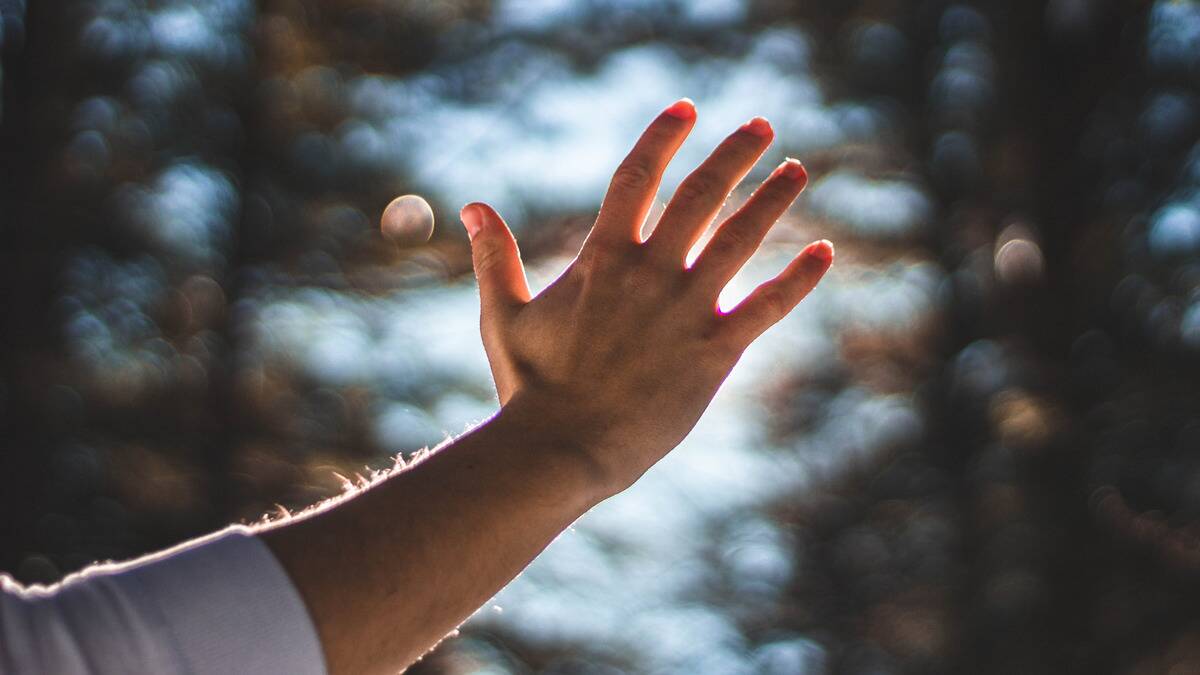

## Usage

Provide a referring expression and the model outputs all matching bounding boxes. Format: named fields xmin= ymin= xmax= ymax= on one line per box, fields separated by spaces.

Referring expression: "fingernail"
xmin=777 ymin=157 xmax=806 ymax=180
xmin=808 ymin=239 xmax=834 ymax=263
xmin=460 ymin=204 xmax=483 ymax=240
xmin=741 ymin=116 xmax=772 ymax=137
xmin=664 ymin=98 xmax=696 ymax=120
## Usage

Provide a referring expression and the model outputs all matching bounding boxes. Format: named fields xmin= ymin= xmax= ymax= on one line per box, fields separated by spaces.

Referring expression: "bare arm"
xmin=260 ymin=98 xmax=833 ymax=675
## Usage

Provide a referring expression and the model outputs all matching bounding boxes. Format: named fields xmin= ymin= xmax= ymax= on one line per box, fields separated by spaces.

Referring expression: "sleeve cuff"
xmin=116 ymin=525 xmax=327 ymax=675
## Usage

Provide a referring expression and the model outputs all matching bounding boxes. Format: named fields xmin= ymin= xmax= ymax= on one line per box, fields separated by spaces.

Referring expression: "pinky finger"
xmin=724 ymin=239 xmax=834 ymax=344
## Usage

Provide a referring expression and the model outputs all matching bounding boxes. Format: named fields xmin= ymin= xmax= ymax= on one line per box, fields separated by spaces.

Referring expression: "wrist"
xmin=489 ymin=390 xmax=622 ymax=504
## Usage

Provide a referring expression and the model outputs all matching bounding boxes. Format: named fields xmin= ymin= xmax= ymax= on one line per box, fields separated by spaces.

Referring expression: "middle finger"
xmin=644 ymin=117 xmax=773 ymax=266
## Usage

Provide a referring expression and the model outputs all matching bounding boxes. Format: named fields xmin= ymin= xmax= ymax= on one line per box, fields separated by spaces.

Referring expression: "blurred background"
xmin=2 ymin=0 xmax=1200 ymax=673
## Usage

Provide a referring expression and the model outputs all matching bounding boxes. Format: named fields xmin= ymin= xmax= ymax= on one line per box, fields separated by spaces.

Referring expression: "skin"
xmin=260 ymin=99 xmax=834 ymax=674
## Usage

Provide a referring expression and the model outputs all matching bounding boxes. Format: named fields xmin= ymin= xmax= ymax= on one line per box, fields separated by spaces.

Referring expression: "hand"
xmin=263 ymin=104 xmax=834 ymax=673
xmin=460 ymin=98 xmax=833 ymax=496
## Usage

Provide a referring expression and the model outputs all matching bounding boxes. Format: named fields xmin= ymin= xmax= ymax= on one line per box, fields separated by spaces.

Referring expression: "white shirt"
xmin=0 ymin=526 xmax=326 ymax=674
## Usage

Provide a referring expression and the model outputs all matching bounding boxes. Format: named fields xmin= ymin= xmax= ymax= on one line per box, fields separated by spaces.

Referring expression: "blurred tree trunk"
xmin=0 ymin=0 xmax=63 ymax=574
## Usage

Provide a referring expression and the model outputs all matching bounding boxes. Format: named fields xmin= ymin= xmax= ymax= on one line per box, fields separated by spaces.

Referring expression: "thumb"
xmin=461 ymin=202 xmax=531 ymax=317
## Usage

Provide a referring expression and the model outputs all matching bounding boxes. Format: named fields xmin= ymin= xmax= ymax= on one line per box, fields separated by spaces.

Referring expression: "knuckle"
xmin=580 ymin=239 xmax=629 ymax=269
xmin=473 ymin=239 xmax=507 ymax=273
xmin=698 ymin=317 xmax=726 ymax=343
xmin=706 ymin=318 xmax=744 ymax=353
xmin=611 ymin=160 xmax=654 ymax=191
xmin=714 ymin=223 xmax=753 ymax=254
xmin=759 ymin=287 xmax=790 ymax=317
xmin=677 ymin=172 xmax=721 ymax=202
xmin=620 ymin=254 xmax=673 ymax=295
xmin=630 ymin=264 xmax=665 ymax=293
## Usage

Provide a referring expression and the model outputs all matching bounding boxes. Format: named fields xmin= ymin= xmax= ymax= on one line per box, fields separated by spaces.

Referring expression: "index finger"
xmin=588 ymin=99 xmax=696 ymax=247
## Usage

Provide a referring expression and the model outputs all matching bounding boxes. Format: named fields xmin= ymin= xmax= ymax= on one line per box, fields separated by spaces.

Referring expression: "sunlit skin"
xmin=261 ymin=99 xmax=833 ymax=675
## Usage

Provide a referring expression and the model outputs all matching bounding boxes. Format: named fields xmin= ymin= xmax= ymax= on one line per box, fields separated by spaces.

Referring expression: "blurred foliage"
xmin=3 ymin=1 xmax=1200 ymax=674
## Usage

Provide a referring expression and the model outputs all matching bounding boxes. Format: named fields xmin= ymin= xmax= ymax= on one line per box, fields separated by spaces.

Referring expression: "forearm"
xmin=260 ymin=400 xmax=608 ymax=675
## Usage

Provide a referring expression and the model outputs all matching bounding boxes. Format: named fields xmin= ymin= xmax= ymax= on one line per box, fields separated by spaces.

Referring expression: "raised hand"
xmin=460 ymin=98 xmax=833 ymax=495
xmin=261 ymin=99 xmax=834 ymax=675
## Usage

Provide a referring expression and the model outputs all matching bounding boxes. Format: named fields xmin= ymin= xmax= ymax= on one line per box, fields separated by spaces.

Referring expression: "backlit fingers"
xmin=690 ymin=158 xmax=808 ymax=289
xmin=647 ymin=117 xmax=774 ymax=263
xmin=590 ymin=99 xmax=696 ymax=246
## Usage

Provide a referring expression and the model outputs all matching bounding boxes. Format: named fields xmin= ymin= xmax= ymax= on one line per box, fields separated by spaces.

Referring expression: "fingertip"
xmin=740 ymin=116 xmax=773 ymax=138
xmin=459 ymin=203 xmax=484 ymax=240
xmin=663 ymin=98 xmax=697 ymax=121
xmin=781 ymin=157 xmax=807 ymax=184
xmin=461 ymin=201 xmax=507 ymax=241
xmin=806 ymin=239 xmax=834 ymax=265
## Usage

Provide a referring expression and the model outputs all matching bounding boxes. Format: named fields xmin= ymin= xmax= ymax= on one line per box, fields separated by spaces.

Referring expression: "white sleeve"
xmin=0 ymin=526 xmax=326 ymax=675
